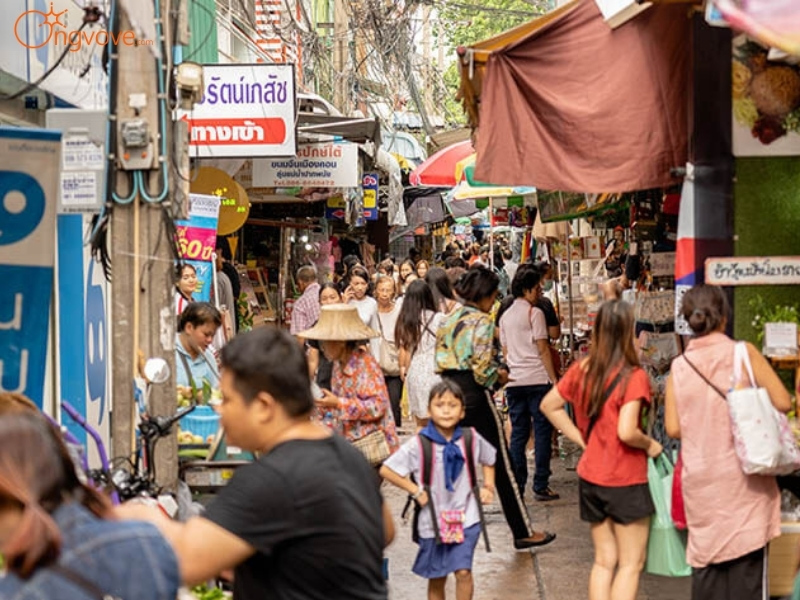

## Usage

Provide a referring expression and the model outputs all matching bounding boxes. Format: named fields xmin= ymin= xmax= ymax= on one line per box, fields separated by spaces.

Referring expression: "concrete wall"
xmin=732 ymin=157 xmax=800 ymax=342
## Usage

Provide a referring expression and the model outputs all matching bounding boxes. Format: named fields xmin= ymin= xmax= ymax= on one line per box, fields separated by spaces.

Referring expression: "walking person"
xmin=306 ymin=283 xmax=343 ymax=392
xmin=300 ymin=305 xmax=399 ymax=457
xmin=499 ymin=265 xmax=560 ymax=502
xmin=117 ymin=327 xmax=391 ymax=599
xmin=375 ymin=276 xmax=404 ymax=428
xmin=426 ymin=267 xmax=461 ymax=317
xmin=0 ymin=412 xmax=180 ymax=600
xmin=541 ymin=299 xmax=662 ymax=600
xmin=290 ymin=265 xmax=321 ymax=341
xmin=398 ymin=259 xmax=416 ymax=295
xmin=665 ymin=285 xmax=790 ymax=600
xmin=396 ymin=280 xmax=444 ymax=430
xmin=380 ymin=380 xmax=496 ymax=600
xmin=436 ymin=266 xmax=555 ymax=550
xmin=344 ymin=265 xmax=381 ymax=357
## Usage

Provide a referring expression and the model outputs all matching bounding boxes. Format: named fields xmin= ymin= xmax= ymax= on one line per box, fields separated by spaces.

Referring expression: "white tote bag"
xmin=727 ymin=342 xmax=800 ymax=476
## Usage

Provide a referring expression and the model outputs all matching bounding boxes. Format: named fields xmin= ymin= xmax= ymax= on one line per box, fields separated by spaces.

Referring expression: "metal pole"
xmin=566 ymin=225 xmax=574 ymax=364
xmin=489 ymin=197 xmax=494 ymax=270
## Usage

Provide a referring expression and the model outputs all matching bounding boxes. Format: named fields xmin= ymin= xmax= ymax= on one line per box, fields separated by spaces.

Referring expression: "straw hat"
xmin=298 ymin=304 xmax=379 ymax=341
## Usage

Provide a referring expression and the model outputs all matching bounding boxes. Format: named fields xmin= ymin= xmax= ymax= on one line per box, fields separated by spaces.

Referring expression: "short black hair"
xmin=221 ymin=327 xmax=313 ymax=416
xmin=510 ymin=265 xmax=542 ymax=298
xmin=428 ymin=379 xmax=465 ymax=407
xmin=454 ymin=265 xmax=499 ymax=303
xmin=178 ymin=302 xmax=222 ymax=331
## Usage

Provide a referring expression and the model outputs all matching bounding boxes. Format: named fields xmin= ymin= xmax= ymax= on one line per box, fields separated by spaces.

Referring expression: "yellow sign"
xmin=190 ymin=167 xmax=250 ymax=235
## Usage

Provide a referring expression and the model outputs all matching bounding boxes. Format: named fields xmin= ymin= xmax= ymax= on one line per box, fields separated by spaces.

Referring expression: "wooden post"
xmin=110 ymin=6 xmax=178 ymax=490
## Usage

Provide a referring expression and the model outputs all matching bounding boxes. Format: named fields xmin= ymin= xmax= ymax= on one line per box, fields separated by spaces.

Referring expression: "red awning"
xmin=468 ymin=0 xmax=691 ymax=193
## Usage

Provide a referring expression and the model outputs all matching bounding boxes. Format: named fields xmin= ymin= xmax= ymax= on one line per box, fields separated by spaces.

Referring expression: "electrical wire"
xmin=0 ymin=20 xmax=91 ymax=100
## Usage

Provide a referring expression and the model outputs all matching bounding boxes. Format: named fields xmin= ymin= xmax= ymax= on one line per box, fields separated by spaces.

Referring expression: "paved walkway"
xmin=384 ymin=439 xmax=692 ymax=600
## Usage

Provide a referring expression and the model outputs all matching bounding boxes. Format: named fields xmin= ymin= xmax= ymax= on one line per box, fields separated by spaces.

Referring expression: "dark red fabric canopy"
xmin=473 ymin=0 xmax=690 ymax=193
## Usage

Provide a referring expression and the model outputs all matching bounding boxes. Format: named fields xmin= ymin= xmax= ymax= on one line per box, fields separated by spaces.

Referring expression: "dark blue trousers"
xmin=506 ymin=384 xmax=554 ymax=495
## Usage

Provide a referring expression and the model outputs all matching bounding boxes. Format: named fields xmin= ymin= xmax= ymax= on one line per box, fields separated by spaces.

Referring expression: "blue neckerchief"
xmin=419 ymin=422 xmax=464 ymax=492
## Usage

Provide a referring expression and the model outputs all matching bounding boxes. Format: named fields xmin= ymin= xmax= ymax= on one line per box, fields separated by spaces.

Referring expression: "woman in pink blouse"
xmin=665 ymin=285 xmax=790 ymax=600
xmin=300 ymin=305 xmax=399 ymax=456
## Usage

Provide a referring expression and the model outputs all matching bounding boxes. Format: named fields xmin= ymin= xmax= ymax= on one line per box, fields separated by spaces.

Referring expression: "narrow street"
xmin=384 ymin=443 xmax=692 ymax=600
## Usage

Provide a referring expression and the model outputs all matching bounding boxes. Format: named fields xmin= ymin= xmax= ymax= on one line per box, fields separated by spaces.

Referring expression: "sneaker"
xmin=534 ymin=487 xmax=560 ymax=502
xmin=513 ymin=531 xmax=557 ymax=549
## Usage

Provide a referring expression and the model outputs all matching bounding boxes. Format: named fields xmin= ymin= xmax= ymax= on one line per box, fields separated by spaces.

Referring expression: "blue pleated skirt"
xmin=412 ymin=524 xmax=481 ymax=579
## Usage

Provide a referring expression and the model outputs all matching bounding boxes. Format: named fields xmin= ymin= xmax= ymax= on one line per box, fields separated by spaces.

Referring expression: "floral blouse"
xmin=435 ymin=305 xmax=500 ymax=389
xmin=329 ymin=347 xmax=400 ymax=452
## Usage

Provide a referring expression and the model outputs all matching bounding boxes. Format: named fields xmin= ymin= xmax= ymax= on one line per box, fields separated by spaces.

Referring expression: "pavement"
xmin=384 ymin=441 xmax=692 ymax=600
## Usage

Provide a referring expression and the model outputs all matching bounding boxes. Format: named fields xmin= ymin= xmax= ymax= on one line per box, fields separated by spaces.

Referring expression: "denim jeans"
xmin=506 ymin=384 xmax=554 ymax=494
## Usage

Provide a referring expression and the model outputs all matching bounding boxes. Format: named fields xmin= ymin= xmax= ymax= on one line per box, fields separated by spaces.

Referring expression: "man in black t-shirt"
xmin=118 ymin=328 xmax=388 ymax=600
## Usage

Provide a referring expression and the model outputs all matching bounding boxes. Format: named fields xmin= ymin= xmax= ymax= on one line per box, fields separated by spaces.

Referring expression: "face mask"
xmin=543 ymin=280 xmax=554 ymax=292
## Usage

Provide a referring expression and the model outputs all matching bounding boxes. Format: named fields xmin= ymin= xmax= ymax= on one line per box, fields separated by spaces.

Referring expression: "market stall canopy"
xmin=459 ymin=0 xmax=690 ymax=193
xmin=297 ymin=115 xmax=382 ymax=146
xmin=445 ymin=180 xmax=537 ymax=218
xmin=409 ymin=141 xmax=474 ymax=187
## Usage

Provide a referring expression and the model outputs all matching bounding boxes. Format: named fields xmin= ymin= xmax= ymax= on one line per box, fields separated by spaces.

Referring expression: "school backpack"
xmin=401 ymin=428 xmax=491 ymax=552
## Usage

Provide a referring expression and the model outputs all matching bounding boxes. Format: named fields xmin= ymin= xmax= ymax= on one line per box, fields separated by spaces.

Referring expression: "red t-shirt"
xmin=557 ymin=363 xmax=651 ymax=487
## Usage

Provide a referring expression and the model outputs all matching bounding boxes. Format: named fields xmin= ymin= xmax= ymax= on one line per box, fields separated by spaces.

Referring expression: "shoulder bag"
xmin=376 ymin=311 xmax=401 ymax=376
xmin=684 ymin=344 xmax=800 ymax=476
xmin=352 ymin=429 xmax=391 ymax=466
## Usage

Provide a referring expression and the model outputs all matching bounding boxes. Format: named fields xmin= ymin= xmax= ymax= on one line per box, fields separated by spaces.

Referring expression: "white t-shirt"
xmin=499 ymin=298 xmax=550 ymax=387
xmin=349 ymin=296 xmax=380 ymax=357
xmin=383 ymin=431 xmax=496 ymax=539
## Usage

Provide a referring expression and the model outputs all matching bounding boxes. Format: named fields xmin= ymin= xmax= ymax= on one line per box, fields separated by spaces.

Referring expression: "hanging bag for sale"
xmin=645 ymin=453 xmax=692 ymax=577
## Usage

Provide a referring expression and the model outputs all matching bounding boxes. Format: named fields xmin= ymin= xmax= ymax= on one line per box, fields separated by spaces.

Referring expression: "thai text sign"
xmin=362 ymin=172 xmax=378 ymax=221
xmin=705 ymin=256 xmax=800 ymax=286
xmin=178 ymin=63 xmax=296 ymax=158
xmin=175 ymin=194 xmax=220 ymax=301
xmin=0 ymin=127 xmax=61 ymax=408
xmin=253 ymin=142 xmax=358 ymax=188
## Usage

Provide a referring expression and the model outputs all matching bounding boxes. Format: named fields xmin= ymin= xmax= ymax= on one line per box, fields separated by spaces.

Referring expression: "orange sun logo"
xmin=14 ymin=2 xmax=68 ymax=49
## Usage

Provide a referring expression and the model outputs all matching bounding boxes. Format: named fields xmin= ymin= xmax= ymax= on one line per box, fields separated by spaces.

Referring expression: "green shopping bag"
xmin=645 ymin=454 xmax=692 ymax=577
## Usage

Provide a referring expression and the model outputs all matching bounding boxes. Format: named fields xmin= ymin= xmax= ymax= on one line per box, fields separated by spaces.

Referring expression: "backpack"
xmin=401 ymin=428 xmax=491 ymax=552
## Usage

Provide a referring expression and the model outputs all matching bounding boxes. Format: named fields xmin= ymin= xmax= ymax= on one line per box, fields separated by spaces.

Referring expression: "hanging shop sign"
xmin=325 ymin=194 xmax=347 ymax=220
xmin=252 ymin=142 xmax=358 ymax=188
xmin=0 ymin=127 xmax=61 ymax=408
xmin=705 ymin=256 xmax=800 ymax=286
xmin=175 ymin=193 xmax=221 ymax=301
xmin=362 ymin=172 xmax=378 ymax=221
xmin=179 ymin=63 xmax=296 ymax=158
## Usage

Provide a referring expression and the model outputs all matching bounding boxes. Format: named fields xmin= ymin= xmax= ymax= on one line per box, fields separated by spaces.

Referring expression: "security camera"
xmin=175 ymin=61 xmax=204 ymax=110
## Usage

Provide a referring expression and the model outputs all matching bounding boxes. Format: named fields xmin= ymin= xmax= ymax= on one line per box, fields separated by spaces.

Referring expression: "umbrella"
xmin=444 ymin=180 xmax=537 ymax=218
xmin=409 ymin=141 xmax=474 ymax=187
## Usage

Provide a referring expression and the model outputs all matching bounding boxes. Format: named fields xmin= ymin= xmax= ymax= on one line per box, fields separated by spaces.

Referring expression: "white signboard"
xmin=252 ymin=142 xmax=359 ymax=188
xmin=705 ymin=256 xmax=800 ymax=286
xmin=178 ymin=64 xmax=296 ymax=158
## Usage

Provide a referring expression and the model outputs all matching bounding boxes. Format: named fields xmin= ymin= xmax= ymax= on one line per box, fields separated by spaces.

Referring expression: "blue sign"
xmin=0 ymin=127 xmax=61 ymax=408
xmin=57 ymin=214 xmax=110 ymax=453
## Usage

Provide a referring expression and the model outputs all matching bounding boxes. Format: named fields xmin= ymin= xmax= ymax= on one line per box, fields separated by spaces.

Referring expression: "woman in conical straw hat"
xmin=300 ymin=305 xmax=399 ymax=462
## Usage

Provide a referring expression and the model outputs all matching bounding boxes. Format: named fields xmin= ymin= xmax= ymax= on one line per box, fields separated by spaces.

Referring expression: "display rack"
xmin=236 ymin=266 xmax=276 ymax=326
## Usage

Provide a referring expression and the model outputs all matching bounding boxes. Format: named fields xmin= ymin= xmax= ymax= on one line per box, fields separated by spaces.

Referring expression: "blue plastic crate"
xmin=179 ymin=405 xmax=220 ymax=441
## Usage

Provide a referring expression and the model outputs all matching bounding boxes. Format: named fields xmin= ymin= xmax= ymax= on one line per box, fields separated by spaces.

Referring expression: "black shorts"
xmin=578 ymin=478 xmax=655 ymax=524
